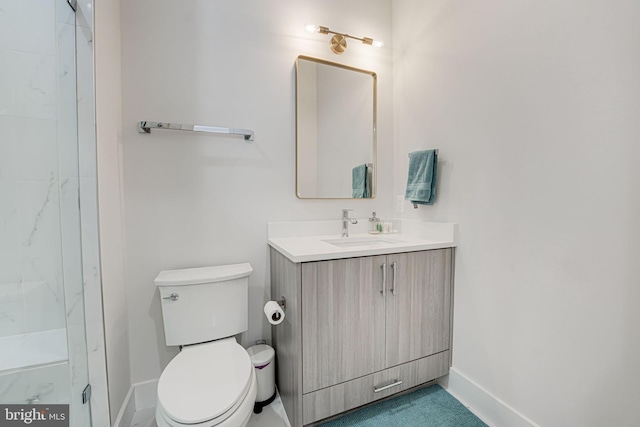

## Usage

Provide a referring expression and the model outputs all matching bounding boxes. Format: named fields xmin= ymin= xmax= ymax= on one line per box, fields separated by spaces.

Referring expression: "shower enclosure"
xmin=0 ymin=1 xmax=108 ymax=426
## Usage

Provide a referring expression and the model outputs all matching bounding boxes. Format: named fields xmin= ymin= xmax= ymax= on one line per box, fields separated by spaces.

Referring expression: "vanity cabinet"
xmin=270 ymin=248 xmax=454 ymax=426
xmin=302 ymin=255 xmax=387 ymax=393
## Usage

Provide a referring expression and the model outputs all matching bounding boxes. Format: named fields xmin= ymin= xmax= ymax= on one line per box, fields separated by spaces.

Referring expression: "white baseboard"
xmin=113 ymin=379 xmax=159 ymax=427
xmin=439 ymin=368 xmax=539 ymax=427
xmin=134 ymin=379 xmax=159 ymax=410
xmin=112 ymin=385 xmax=136 ymax=427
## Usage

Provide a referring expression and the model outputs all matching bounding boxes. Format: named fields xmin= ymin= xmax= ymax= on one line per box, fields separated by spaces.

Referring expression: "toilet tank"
xmin=155 ymin=263 xmax=253 ymax=346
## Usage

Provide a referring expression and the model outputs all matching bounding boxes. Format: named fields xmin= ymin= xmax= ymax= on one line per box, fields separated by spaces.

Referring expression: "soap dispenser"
xmin=369 ymin=212 xmax=382 ymax=234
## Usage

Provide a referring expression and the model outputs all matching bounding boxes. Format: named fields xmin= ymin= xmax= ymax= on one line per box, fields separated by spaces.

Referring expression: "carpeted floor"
xmin=318 ymin=385 xmax=487 ymax=427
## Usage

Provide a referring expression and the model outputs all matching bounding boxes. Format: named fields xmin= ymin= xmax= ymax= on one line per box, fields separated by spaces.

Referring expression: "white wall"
xmin=393 ymin=1 xmax=640 ymax=426
xmin=120 ymin=0 xmax=393 ymax=384
xmin=94 ymin=0 xmax=130 ymax=422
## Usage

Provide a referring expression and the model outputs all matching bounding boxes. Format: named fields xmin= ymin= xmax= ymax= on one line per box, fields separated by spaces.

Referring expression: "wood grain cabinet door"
xmin=385 ymin=249 xmax=452 ymax=367
xmin=302 ymin=255 xmax=387 ymax=393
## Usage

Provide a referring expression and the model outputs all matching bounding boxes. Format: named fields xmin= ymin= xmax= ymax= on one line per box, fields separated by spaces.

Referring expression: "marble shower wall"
xmin=0 ymin=0 xmax=69 ymax=338
xmin=0 ymin=2 xmax=106 ymax=425
xmin=0 ymin=0 xmax=71 ymax=408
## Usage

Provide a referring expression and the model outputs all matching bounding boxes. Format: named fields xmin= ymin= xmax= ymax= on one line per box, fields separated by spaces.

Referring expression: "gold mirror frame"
xmin=295 ymin=55 xmax=377 ymax=199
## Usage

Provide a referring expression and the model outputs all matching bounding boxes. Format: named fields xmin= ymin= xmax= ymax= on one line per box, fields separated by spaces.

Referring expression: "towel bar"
xmin=138 ymin=121 xmax=254 ymax=141
xmin=408 ymin=149 xmax=438 ymax=157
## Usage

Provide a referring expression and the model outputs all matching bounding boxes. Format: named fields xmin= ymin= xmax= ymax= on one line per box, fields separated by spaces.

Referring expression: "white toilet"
xmin=154 ymin=263 xmax=257 ymax=427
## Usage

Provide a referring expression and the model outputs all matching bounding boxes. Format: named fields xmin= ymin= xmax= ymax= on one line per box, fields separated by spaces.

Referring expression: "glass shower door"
xmin=0 ymin=1 xmax=91 ymax=426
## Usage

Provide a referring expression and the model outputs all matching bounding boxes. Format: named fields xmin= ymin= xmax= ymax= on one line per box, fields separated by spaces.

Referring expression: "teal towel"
xmin=352 ymin=164 xmax=371 ymax=198
xmin=405 ymin=150 xmax=438 ymax=205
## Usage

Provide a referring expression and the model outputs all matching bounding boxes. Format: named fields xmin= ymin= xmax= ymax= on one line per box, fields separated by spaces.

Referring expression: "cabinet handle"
xmin=380 ymin=263 xmax=386 ymax=297
xmin=391 ymin=262 xmax=397 ymax=296
xmin=374 ymin=379 xmax=403 ymax=393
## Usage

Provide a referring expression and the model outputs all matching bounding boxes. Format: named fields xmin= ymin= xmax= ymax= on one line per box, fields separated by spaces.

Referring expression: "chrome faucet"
xmin=341 ymin=209 xmax=358 ymax=237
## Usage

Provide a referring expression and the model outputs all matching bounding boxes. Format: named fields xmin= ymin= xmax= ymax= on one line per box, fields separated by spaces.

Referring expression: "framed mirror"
xmin=296 ymin=55 xmax=377 ymax=199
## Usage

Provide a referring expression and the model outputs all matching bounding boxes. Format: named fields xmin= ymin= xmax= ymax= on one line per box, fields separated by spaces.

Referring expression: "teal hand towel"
xmin=352 ymin=164 xmax=369 ymax=198
xmin=405 ymin=150 xmax=438 ymax=205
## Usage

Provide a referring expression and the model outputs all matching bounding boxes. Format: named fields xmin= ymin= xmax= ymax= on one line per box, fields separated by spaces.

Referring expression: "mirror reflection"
xmin=296 ymin=56 xmax=377 ymax=199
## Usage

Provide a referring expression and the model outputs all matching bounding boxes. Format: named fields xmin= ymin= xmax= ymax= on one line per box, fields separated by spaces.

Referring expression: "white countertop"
xmin=268 ymin=220 xmax=457 ymax=263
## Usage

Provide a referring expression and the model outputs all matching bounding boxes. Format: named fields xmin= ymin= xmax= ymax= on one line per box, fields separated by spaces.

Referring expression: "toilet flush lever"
xmin=163 ymin=293 xmax=179 ymax=301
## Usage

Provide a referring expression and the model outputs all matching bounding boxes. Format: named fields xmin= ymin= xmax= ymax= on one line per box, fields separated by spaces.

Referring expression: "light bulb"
xmin=372 ymin=40 xmax=384 ymax=48
xmin=305 ymin=24 xmax=320 ymax=33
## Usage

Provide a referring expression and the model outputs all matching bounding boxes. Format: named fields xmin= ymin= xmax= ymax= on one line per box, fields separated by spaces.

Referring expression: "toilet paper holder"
xmin=264 ymin=298 xmax=287 ymax=326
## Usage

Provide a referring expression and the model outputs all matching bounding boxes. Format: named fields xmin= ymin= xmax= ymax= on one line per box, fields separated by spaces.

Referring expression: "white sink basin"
xmin=323 ymin=236 xmax=404 ymax=248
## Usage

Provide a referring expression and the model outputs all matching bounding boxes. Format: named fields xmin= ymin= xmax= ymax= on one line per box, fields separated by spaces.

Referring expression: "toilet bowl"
xmin=156 ymin=339 xmax=257 ymax=427
xmin=154 ymin=264 xmax=256 ymax=427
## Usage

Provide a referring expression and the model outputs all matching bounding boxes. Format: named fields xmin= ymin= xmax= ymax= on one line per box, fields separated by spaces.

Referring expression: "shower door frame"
xmin=73 ymin=0 xmax=111 ymax=425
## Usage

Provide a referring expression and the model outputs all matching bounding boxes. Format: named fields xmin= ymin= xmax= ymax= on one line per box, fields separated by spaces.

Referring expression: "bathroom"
xmin=1 ymin=0 xmax=639 ymax=426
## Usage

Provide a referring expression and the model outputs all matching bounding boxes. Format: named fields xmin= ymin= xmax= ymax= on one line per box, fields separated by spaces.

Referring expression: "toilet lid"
xmin=157 ymin=338 xmax=252 ymax=424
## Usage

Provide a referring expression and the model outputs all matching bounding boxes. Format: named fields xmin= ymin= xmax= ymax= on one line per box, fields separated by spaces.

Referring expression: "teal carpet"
xmin=318 ymin=385 xmax=487 ymax=427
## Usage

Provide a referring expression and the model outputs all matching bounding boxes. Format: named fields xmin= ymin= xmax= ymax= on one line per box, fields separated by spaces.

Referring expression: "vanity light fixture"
xmin=305 ymin=24 xmax=383 ymax=55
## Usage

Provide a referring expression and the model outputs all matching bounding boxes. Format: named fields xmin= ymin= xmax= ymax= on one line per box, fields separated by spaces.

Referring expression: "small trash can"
xmin=247 ymin=344 xmax=276 ymax=414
